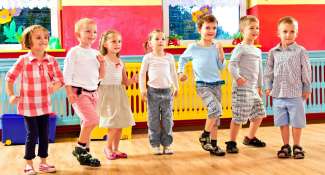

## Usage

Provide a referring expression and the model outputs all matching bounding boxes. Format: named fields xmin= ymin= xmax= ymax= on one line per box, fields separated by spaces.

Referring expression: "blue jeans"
xmin=24 ymin=114 xmax=49 ymax=160
xmin=147 ymin=86 xmax=174 ymax=147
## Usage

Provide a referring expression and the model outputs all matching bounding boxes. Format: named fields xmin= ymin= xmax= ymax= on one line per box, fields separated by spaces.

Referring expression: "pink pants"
xmin=72 ymin=89 xmax=99 ymax=127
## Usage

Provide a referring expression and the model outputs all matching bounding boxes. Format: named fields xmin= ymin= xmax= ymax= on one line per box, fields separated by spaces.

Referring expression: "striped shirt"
xmin=5 ymin=52 xmax=64 ymax=116
xmin=264 ymin=42 xmax=312 ymax=98
xmin=101 ymin=58 xmax=124 ymax=85
xmin=228 ymin=43 xmax=263 ymax=88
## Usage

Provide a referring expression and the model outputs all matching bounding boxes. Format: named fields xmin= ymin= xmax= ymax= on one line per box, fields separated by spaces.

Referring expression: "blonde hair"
xmin=99 ymin=29 xmax=121 ymax=57
xmin=239 ymin=15 xmax=259 ymax=32
xmin=21 ymin=25 xmax=49 ymax=49
xmin=197 ymin=14 xmax=218 ymax=30
xmin=74 ymin=18 xmax=96 ymax=33
xmin=278 ymin=16 xmax=298 ymax=29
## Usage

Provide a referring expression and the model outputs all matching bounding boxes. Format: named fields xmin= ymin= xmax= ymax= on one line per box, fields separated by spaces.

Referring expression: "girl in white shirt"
xmin=97 ymin=30 xmax=136 ymax=160
xmin=139 ymin=29 xmax=179 ymax=155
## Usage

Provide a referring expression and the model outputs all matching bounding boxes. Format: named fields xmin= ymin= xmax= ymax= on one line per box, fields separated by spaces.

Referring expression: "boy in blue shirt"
xmin=178 ymin=14 xmax=226 ymax=156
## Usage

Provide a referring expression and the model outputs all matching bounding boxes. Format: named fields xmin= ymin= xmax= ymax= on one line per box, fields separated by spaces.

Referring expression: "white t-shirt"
xmin=63 ymin=45 xmax=100 ymax=90
xmin=139 ymin=52 xmax=179 ymax=92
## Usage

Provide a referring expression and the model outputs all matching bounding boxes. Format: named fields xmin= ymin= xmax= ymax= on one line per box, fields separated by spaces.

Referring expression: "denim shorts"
xmin=196 ymin=84 xmax=222 ymax=120
xmin=273 ymin=97 xmax=306 ymax=128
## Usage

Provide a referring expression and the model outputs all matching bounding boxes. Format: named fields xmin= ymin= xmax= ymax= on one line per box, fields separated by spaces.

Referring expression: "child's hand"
xmin=302 ymin=92 xmax=311 ymax=100
xmin=178 ymin=73 xmax=188 ymax=82
xmin=131 ymin=74 xmax=138 ymax=84
xmin=96 ymin=54 xmax=105 ymax=64
xmin=236 ymin=77 xmax=247 ymax=86
xmin=67 ymin=93 xmax=77 ymax=104
xmin=49 ymin=82 xmax=63 ymax=94
xmin=215 ymin=42 xmax=225 ymax=62
xmin=265 ymin=89 xmax=271 ymax=97
xmin=9 ymin=95 xmax=19 ymax=104
xmin=173 ymin=90 xmax=178 ymax=97
xmin=257 ymin=88 xmax=263 ymax=97
xmin=141 ymin=91 xmax=147 ymax=102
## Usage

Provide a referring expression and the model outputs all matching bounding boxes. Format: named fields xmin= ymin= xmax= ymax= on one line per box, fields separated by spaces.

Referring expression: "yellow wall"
xmin=61 ymin=0 xmax=161 ymax=6
xmin=248 ymin=0 xmax=325 ymax=8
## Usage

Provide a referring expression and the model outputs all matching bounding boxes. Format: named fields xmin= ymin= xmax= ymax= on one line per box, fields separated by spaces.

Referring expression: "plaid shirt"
xmin=264 ymin=43 xmax=312 ymax=98
xmin=5 ymin=52 xmax=64 ymax=116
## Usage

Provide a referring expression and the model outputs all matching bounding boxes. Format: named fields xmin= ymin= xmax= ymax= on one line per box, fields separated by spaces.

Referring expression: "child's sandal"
xmin=277 ymin=144 xmax=292 ymax=158
xmin=293 ymin=145 xmax=305 ymax=159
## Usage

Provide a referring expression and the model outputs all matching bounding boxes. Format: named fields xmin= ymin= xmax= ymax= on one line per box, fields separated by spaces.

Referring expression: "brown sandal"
xmin=277 ymin=144 xmax=292 ymax=158
xmin=293 ymin=145 xmax=305 ymax=159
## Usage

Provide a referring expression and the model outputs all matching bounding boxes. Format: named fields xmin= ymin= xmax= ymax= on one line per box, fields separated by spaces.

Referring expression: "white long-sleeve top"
xmin=63 ymin=46 xmax=100 ymax=90
xmin=139 ymin=52 xmax=179 ymax=92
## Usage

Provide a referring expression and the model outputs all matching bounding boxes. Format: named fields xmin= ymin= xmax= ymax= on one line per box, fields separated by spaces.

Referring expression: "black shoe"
xmin=243 ymin=136 xmax=266 ymax=147
xmin=199 ymin=135 xmax=214 ymax=151
xmin=225 ymin=141 xmax=239 ymax=153
xmin=73 ymin=147 xmax=101 ymax=167
xmin=210 ymin=146 xmax=226 ymax=156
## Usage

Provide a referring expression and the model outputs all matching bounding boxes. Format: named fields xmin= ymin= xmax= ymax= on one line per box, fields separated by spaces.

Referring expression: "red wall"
xmin=61 ymin=6 xmax=163 ymax=55
xmin=248 ymin=5 xmax=325 ymax=51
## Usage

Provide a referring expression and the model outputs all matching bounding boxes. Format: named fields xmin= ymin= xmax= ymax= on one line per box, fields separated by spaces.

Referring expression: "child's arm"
xmin=300 ymin=49 xmax=312 ymax=100
xmin=65 ymin=85 xmax=77 ymax=104
xmin=97 ymin=55 xmax=106 ymax=80
xmin=257 ymin=53 xmax=263 ymax=97
xmin=122 ymin=67 xmax=137 ymax=86
xmin=63 ymin=50 xmax=77 ymax=104
xmin=170 ymin=55 xmax=179 ymax=97
xmin=216 ymin=42 xmax=225 ymax=70
xmin=177 ymin=45 xmax=192 ymax=82
xmin=139 ymin=55 xmax=149 ymax=101
xmin=264 ymin=51 xmax=275 ymax=96
xmin=228 ymin=46 xmax=247 ymax=86
xmin=49 ymin=58 xmax=64 ymax=94
xmin=5 ymin=57 xmax=25 ymax=104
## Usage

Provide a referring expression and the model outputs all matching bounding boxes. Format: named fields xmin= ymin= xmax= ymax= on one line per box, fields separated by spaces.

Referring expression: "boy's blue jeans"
xmin=147 ymin=86 xmax=174 ymax=147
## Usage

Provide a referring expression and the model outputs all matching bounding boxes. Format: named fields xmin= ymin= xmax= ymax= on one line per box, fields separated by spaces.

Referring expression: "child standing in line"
xmin=264 ymin=16 xmax=311 ymax=159
xmin=97 ymin=30 xmax=136 ymax=160
xmin=178 ymin=14 xmax=226 ymax=156
xmin=63 ymin=18 xmax=105 ymax=167
xmin=139 ymin=29 xmax=179 ymax=155
xmin=226 ymin=15 xmax=266 ymax=154
xmin=5 ymin=25 xmax=63 ymax=174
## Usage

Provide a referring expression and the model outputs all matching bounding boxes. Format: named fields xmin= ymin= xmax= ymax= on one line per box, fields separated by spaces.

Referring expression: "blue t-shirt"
xmin=178 ymin=43 xmax=225 ymax=82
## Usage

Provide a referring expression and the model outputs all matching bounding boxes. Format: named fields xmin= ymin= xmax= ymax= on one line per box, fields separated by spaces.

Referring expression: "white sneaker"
xmin=163 ymin=146 xmax=174 ymax=155
xmin=152 ymin=146 xmax=162 ymax=155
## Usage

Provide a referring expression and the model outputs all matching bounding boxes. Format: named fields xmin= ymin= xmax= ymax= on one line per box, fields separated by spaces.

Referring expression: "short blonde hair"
xmin=197 ymin=14 xmax=218 ymax=30
xmin=21 ymin=25 xmax=49 ymax=49
xmin=74 ymin=18 xmax=96 ymax=33
xmin=278 ymin=16 xmax=298 ymax=29
xmin=239 ymin=15 xmax=259 ymax=31
xmin=148 ymin=29 xmax=165 ymax=41
xmin=99 ymin=29 xmax=121 ymax=56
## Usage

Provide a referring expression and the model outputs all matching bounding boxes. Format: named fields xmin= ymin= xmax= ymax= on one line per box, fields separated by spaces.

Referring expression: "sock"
xmin=202 ymin=130 xmax=210 ymax=138
xmin=77 ymin=141 xmax=86 ymax=148
xmin=211 ymin=140 xmax=217 ymax=147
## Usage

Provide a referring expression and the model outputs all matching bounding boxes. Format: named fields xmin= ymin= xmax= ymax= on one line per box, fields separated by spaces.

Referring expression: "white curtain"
xmin=0 ymin=0 xmax=55 ymax=9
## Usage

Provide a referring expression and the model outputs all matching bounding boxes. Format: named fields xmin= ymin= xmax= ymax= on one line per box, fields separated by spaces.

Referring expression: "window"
xmin=163 ymin=0 xmax=246 ymax=43
xmin=0 ymin=0 xmax=59 ymax=50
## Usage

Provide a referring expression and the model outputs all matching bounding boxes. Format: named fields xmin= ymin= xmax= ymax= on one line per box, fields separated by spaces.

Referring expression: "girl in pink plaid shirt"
xmin=5 ymin=25 xmax=63 ymax=175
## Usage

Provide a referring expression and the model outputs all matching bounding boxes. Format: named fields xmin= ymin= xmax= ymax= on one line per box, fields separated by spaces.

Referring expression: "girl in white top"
xmin=97 ymin=30 xmax=136 ymax=160
xmin=139 ymin=29 xmax=179 ymax=155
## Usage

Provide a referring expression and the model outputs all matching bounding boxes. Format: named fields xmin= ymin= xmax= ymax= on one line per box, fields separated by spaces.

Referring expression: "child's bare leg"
xmin=113 ymin=129 xmax=122 ymax=152
xmin=78 ymin=124 xmax=96 ymax=144
xmin=247 ymin=117 xmax=263 ymax=139
xmin=280 ymin=125 xmax=290 ymax=145
xmin=229 ymin=121 xmax=241 ymax=141
xmin=204 ymin=117 xmax=216 ymax=132
xmin=292 ymin=127 xmax=301 ymax=146
xmin=26 ymin=159 xmax=33 ymax=167
xmin=106 ymin=129 xmax=117 ymax=152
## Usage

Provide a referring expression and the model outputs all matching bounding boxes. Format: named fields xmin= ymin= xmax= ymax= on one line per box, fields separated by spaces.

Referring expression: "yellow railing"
xmin=125 ymin=61 xmax=233 ymax=122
